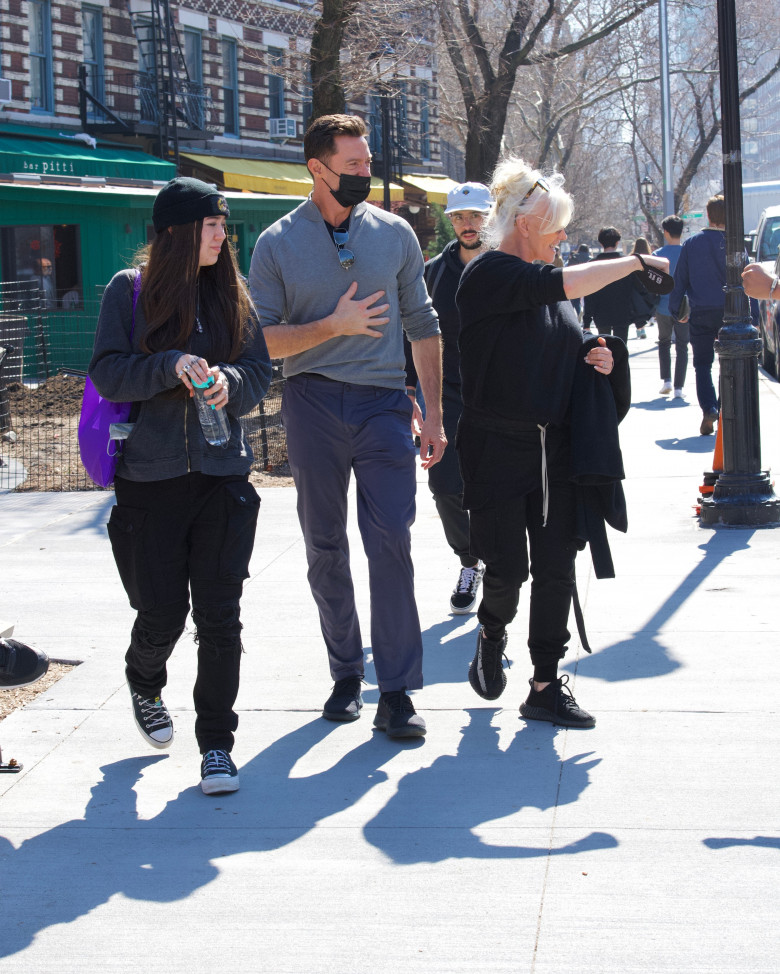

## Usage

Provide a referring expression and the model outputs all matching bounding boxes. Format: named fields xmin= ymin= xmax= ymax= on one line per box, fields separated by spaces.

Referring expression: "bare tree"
xmin=435 ymin=0 xmax=658 ymax=183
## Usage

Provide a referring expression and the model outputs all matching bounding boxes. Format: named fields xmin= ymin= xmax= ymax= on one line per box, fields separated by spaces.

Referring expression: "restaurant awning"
xmin=181 ymin=153 xmax=405 ymax=202
xmin=402 ymin=174 xmax=461 ymax=206
xmin=0 ymin=132 xmax=175 ymax=181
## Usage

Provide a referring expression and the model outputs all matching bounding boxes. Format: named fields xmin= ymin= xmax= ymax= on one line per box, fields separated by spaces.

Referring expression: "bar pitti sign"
xmin=20 ymin=157 xmax=77 ymax=175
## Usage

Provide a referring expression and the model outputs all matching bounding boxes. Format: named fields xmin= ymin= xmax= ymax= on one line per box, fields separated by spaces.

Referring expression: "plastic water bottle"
xmin=191 ymin=376 xmax=230 ymax=448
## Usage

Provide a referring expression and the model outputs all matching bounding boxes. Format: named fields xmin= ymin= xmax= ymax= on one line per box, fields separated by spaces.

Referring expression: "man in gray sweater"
xmin=249 ymin=114 xmax=445 ymax=739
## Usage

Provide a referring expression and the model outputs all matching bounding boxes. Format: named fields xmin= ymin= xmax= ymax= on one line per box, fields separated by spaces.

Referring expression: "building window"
xmin=182 ymin=28 xmax=204 ymax=129
xmin=268 ymin=47 xmax=285 ymax=118
xmin=183 ymin=29 xmax=203 ymax=85
xmin=82 ymin=5 xmax=105 ymax=119
xmin=221 ymin=37 xmax=239 ymax=136
xmin=29 ymin=0 xmax=54 ymax=114
xmin=0 ymin=225 xmax=83 ymax=310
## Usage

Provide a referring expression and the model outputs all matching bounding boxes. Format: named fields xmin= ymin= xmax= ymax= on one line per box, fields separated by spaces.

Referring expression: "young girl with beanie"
xmin=89 ymin=177 xmax=272 ymax=794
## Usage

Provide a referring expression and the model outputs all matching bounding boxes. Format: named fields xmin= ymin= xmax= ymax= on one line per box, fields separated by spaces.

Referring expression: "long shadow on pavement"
xmin=565 ymin=529 xmax=756 ymax=682
xmin=363 ymin=708 xmax=616 ymax=864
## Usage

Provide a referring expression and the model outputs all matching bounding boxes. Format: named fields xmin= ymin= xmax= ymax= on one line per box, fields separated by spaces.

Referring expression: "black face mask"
xmin=321 ymin=160 xmax=372 ymax=207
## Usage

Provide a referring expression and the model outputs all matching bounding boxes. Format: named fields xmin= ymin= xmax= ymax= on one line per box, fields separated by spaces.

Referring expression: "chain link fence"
xmin=0 ymin=281 xmax=287 ymax=492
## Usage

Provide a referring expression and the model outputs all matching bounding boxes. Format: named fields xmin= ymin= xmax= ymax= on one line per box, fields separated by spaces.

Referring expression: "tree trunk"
xmin=310 ymin=0 xmax=360 ymax=121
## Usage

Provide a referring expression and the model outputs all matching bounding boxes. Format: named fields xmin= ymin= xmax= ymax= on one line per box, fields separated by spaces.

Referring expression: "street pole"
xmin=659 ymin=0 xmax=675 ymax=218
xmin=380 ymin=87 xmax=391 ymax=211
xmin=699 ymin=0 xmax=780 ymax=526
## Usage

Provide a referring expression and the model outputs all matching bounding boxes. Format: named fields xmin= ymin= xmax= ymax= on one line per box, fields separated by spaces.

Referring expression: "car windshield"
xmin=758 ymin=216 xmax=780 ymax=261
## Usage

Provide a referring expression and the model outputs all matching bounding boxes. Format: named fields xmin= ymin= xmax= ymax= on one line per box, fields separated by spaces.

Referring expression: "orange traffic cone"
xmin=699 ymin=410 xmax=723 ymax=497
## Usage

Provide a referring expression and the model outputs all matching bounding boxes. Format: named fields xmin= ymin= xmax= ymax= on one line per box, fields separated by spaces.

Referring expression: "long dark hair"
xmin=137 ymin=220 xmax=254 ymax=363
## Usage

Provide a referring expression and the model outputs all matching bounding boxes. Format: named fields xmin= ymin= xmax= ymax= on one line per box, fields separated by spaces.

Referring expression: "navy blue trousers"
xmin=689 ymin=308 xmax=722 ymax=414
xmin=282 ymin=373 xmax=423 ymax=692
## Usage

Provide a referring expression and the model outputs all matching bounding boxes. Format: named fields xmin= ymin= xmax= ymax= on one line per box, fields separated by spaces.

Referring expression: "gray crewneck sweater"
xmin=249 ymin=197 xmax=440 ymax=389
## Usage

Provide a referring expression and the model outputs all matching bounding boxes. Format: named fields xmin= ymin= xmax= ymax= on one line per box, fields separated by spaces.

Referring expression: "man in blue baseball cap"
xmin=405 ymin=181 xmax=494 ymax=615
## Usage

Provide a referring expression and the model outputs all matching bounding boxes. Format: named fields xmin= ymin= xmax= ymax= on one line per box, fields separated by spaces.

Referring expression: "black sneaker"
xmin=373 ymin=690 xmax=426 ymax=739
xmin=519 ymin=675 xmax=595 ymax=728
xmin=450 ymin=562 xmax=485 ymax=614
xmin=468 ymin=627 xmax=508 ymax=700
xmin=200 ymin=749 xmax=240 ymax=795
xmin=0 ymin=638 xmax=49 ymax=689
xmin=322 ymin=675 xmax=363 ymax=722
xmin=128 ymin=683 xmax=174 ymax=749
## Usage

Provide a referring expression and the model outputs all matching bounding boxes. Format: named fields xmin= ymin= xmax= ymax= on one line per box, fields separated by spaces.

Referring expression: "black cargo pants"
xmin=108 ymin=472 xmax=260 ymax=753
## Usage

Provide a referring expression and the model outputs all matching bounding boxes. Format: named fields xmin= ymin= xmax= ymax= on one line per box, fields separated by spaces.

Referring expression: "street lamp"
xmin=640 ymin=173 xmax=654 ymax=237
xmin=369 ymin=47 xmax=395 ymax=212
xmin=699 ymin=0 xmax=780 ymax=526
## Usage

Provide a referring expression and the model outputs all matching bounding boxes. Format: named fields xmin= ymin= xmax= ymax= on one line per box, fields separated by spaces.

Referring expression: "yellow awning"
xmin=402 ymin=173 xmax=461 ymax=206
xmin=181 ymin=153 xmax=404 ymax=202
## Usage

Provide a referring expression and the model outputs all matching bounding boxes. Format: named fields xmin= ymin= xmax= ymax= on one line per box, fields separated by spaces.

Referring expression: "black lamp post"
xmin=699 ymin=0 xmax=780 ymax=526
xmin=369 ymin=47 xmax=395 ymax=212
xmin=640 ymin=173 xmax=654 ymax=237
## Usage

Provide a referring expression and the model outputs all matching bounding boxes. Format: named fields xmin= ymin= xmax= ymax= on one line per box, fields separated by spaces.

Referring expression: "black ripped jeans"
xmin=108 ymin=472 xmax=260 ymax=753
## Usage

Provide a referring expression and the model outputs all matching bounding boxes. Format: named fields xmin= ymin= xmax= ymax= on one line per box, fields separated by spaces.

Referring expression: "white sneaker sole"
xmin=201 ymin=774 xmax=240 ymax=795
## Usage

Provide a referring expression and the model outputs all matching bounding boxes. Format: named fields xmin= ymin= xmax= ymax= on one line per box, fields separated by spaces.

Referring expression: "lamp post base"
xmin=699 ymin=471 xmax=780 ymax=526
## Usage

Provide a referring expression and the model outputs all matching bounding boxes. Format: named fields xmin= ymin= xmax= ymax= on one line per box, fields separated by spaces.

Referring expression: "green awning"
xmin=0 ymin=134 xmax=175 ymax=181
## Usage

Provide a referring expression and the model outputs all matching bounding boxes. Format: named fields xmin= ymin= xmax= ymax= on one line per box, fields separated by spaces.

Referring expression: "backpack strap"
xmin=424 ymin=254 xmax=447 ymax=306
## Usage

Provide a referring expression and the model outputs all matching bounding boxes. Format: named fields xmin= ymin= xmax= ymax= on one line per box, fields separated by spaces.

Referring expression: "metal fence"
xmin=0 ymin=281 xmax=287 ymax=492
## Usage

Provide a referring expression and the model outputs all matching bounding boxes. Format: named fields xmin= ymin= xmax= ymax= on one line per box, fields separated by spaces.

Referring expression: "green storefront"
xmin=0 ymin=127 xmax=303 ymax=375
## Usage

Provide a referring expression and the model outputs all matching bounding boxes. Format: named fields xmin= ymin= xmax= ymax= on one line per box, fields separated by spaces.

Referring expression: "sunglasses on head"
xmin=333 ymin=228 xmax=355 ymax=270
xmin=522 ymin=177 xmax=550 ymax=202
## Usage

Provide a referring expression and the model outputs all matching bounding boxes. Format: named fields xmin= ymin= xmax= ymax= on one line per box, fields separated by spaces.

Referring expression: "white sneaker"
xmin=659 ymin=380 xmax=673 ymax=395
xmin=673 ymin=388 xmax=685 ymax=399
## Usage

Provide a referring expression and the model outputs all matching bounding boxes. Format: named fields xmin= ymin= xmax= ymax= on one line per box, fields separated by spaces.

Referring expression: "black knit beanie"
xmin=152 ymin=177 xmax=230 ymax=232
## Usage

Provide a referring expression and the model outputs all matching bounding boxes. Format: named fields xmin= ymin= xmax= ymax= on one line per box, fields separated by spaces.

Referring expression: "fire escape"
xmin=79 ymin=0 xmax=212 ymax=165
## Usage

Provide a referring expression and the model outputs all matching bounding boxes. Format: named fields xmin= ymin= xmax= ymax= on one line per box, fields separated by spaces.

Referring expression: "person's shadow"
xmin=363 ymin=708 xmax=617 ymax=864
xmin=0 ymin=716 xmax=399 ymax=959
xmin=703 ymin=836 xmax=780 ymax=851
xmin=566 ymin=530 xmax=755 ymax=683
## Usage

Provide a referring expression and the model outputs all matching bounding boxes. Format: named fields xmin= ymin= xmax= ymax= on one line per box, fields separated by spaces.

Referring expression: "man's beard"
xmin=459 ymin=236 xmax=482 ymax=250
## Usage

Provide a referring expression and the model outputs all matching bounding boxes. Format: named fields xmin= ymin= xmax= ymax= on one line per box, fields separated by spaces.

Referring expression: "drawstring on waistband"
xmin=537 ymin=423 xmax=549 ymax=526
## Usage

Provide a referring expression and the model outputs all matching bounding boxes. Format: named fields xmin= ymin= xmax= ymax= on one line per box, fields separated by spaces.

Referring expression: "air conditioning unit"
xmin=0 ymin=78 xmax=12 ymax=105
xmin=268 ymin=117 xmax=296 ymax=140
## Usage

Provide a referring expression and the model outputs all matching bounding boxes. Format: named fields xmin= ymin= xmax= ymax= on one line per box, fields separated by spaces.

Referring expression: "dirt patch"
xmin=0 ymin=662 xmax=78 ymax=724
xmin=1 ymin=374 xmax=294 ymax=491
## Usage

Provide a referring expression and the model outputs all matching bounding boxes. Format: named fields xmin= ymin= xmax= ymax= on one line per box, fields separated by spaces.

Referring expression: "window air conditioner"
xmin=0 ymin=78 xmax=12 ymax=104
xmin=268 ymin=117 xmax=297 ymax=139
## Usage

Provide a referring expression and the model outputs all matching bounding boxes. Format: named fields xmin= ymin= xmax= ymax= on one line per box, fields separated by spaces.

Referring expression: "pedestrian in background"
xmin=582 ymin=227 xmax=648 ymax=342
xmin=653 ymin=215 xmax=688 ymax=398
xmin=669 ymin=195 xmax=726 ymax=435
xmin=250 ymin=114 xmax=445 ymax=739
xmin=629 ymin=237 xmax=658 ymax=340
xmin=89 ymin=177 xmax=272 ymax=795
xmin=566 ymin=244 xmax=591 ymax=324
xmin=405 ymin=182 xmax=492 ymax=616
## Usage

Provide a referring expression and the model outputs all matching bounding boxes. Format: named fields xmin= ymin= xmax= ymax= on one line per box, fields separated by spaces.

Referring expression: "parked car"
xmin=748 ymin=205 xmax=780 ymax=378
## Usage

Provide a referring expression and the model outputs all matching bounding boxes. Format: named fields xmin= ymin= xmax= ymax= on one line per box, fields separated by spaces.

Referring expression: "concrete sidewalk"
xmin=1 ymin=331 xmax=779 ymax=973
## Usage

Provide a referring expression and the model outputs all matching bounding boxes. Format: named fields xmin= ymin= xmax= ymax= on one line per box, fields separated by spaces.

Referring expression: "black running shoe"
xmin=373 ymin=690 xmax=426 ymax=739
xmin=322 ymin=675 xmax=363 ymax=722
xmin=200 ymin=749 xmax=239 ymax=795
xmin=450 ymin=562 xmax=485 ymax=614
xmin=128 ymin=683 xmax=174 ymax=749
xmin=519 ymin=675 xmax=595 ymax=728
xmin=468 ymin=627 xmax=508 ymax=700
xmin=0 ymin=638 xmax=49 ymax=689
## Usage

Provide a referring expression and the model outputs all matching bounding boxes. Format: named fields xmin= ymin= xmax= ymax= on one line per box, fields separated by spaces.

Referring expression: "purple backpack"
xmin=78 ymin=271 xmax=141 ymax=488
